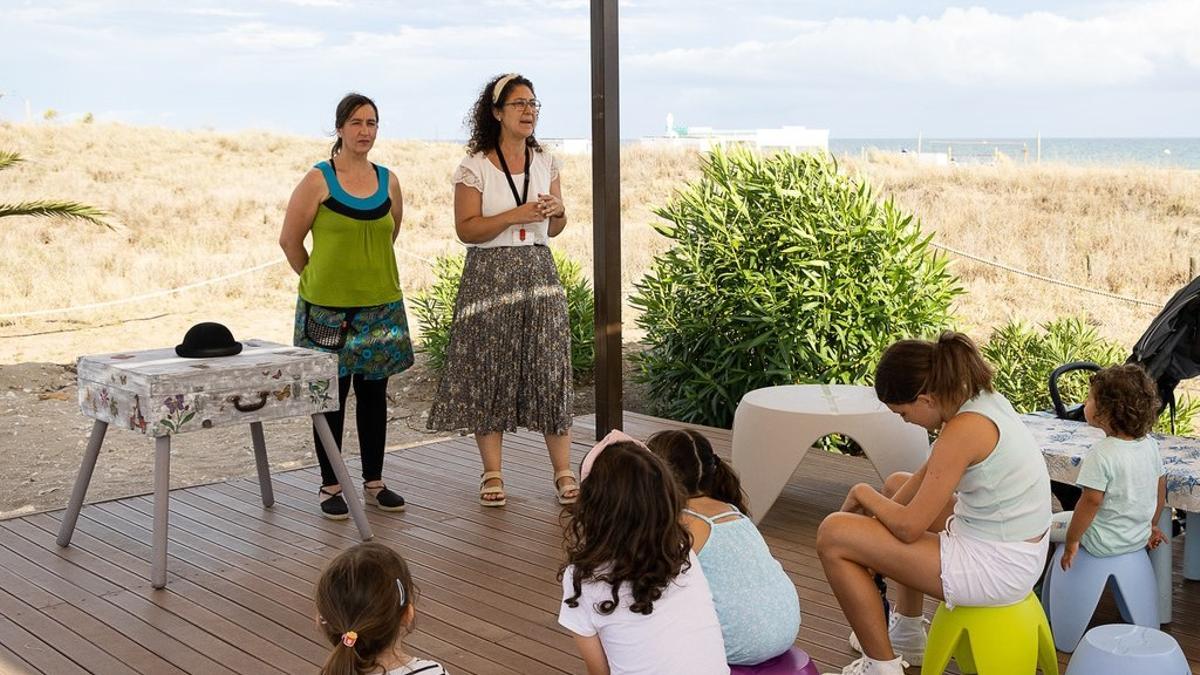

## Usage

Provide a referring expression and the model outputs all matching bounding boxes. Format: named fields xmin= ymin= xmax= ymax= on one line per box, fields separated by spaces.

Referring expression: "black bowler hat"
xmin=175 ymin=322 xmax=243 ymax=358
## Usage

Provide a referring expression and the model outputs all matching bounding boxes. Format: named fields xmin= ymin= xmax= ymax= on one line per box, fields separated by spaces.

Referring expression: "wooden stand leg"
xmin=151 ymin=435 xmax=171 ymax=589
xmin=249 ymin=421 xmax=274 ymax=508
xmin=312 ymin=413 xmax=373 ymax=541
xmin=57 ymin=420 xmax=108 ymax=547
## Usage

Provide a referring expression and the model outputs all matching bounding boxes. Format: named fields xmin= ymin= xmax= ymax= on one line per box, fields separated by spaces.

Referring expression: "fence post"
xmin=1190 ymin=256 xmax=1197 ymax=280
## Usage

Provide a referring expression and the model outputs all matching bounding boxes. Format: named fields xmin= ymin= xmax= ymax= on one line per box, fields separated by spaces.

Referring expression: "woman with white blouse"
xmin=427 ymin=73 xmax=578 ymax=508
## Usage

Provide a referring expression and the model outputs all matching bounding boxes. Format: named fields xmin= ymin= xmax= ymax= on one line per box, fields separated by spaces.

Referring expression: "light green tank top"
xmin=297 ymin=160 xmax=402 ymax=308
xmin=952 ymin=391 xmax=1053 ymax=542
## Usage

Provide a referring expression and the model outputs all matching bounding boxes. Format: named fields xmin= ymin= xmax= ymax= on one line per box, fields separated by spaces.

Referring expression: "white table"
xmin=731 ymin=384 xmax=931 ymax=523
xmin=1024 ymin=413 xmax=1200 ymax=624
xmin=57 ymin=340 xmax=374 ymax=588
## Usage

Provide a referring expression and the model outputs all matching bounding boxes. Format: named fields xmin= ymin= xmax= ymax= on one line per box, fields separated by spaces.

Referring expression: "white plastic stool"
xmin=732 ymin=384 xmax=930 ymax=523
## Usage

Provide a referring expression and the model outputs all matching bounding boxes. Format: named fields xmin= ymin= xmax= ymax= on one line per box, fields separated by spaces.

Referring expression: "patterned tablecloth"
xmin=1022 ymin=413 xmax=1200 ymax=512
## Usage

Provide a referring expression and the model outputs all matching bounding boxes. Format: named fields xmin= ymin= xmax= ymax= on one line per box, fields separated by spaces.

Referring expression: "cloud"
xmin=216 ymin=22 xmax=325 ymax=50
xmin=627 ymin=1 xmax=1200 ymax=89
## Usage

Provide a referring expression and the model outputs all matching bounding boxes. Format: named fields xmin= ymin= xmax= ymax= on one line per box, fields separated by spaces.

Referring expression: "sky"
xmin=2 ymin=0 xmax=1199 ymax=140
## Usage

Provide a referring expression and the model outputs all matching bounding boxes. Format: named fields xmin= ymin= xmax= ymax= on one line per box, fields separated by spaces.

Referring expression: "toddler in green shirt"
xmin=1049 ymin=364 xmax=1168 ymax=568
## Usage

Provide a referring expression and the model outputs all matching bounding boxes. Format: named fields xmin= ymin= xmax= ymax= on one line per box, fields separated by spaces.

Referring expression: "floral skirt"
xmin=427 ymin=245 xmax=573 ymax=435
xmin=293 ymin=296 xmax=414 ymax=380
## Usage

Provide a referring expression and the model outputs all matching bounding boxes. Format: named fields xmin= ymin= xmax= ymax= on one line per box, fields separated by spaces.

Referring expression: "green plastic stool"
xmin=921 ymin=592 xmax=1059 ymax=675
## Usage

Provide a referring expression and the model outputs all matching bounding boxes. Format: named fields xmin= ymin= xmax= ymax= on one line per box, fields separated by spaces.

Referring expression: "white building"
xmin=640 ymin=114 xmax=829 ymax=153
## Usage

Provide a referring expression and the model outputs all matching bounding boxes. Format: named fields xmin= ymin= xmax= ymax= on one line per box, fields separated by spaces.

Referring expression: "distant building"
xmin=640 ymin=113 xmax=829 ymax=153
xmin=541 ymin=137 xmax=592 ymax=155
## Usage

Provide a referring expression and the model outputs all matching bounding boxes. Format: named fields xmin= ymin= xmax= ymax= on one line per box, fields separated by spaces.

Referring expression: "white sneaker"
xmin=821 ymin=655 xmax=908 ymax=675
xmin=848 ymin=612 xmax=929 ymax=666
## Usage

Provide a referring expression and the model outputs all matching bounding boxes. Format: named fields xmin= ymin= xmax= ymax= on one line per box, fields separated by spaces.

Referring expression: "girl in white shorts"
xmin=816 ymin=332 xmax=1052 ymax=675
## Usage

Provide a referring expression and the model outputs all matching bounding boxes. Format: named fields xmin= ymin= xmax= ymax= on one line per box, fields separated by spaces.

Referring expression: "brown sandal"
xmin=479 ymin=471 xmax=507 ymax=507
xmin=554 ymin=469 xmax=579 ymax=505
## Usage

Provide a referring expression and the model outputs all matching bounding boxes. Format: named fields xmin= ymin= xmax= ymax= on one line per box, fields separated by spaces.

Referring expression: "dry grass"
xmin=1 ymin=121 xmax=1197 ymax=364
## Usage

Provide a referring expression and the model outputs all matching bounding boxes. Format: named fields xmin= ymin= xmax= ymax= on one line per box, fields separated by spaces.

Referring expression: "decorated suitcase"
xmin=76 ymin=340 xmax=339 ymax=437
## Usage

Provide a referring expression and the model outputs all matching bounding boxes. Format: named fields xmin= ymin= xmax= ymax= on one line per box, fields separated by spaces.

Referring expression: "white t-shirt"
xmin=452 ymin=150 xmax=562 ymax=249
xmin=387 ymin=657 xmax=449 ymax=674
xmin=558 ymin=551 xmax=730 ymax=675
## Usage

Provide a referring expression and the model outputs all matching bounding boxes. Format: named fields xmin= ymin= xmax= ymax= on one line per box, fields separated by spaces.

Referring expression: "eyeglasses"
xmin=504 ymin=99 xmax=542 ymax=112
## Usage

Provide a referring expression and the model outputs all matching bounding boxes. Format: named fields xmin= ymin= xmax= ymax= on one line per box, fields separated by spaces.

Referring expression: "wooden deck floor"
xmin=1 ymin=412 xmax=1198 ymax=674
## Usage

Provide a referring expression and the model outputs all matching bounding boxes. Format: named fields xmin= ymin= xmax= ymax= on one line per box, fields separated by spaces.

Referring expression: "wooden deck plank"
xmin=1 ymin=412 xmax=1198 ymax=674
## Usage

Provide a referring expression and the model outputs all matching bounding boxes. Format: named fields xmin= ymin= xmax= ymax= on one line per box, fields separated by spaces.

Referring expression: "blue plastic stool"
xmin=729 ymin=647 xmax=819 ymax=675
xmin=1065 ymin=624 xmax=1189 ymax=674
xmin=1041 ymin=545 xmax=1157 ymax=652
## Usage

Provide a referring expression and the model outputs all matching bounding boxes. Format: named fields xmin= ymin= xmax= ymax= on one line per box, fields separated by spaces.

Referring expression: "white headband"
xmin=492 ymin=73 xmax=521 ymax=105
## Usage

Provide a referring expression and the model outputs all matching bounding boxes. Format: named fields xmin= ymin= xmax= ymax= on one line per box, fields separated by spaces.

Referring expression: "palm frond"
xmin=0 ymin=200 xmax=113 ymax=230
xmin=0 ymin=151 xmax=23 ymax=171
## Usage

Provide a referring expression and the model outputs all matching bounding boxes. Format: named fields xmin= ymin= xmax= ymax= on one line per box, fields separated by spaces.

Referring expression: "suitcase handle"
xmin=231 ymin=392 xmax=269 ymax=412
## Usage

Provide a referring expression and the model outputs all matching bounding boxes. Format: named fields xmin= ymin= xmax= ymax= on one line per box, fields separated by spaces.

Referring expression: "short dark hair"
xmin=1090 ymin=364 xmax=1160 ymax=438
xmin=330 ymin=93 xmax=378 ymax=159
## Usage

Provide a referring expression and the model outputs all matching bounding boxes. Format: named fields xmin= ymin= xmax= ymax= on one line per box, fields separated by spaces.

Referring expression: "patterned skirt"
xmin=293 ymin=296 xmax=415 ymax=380
xmin=427 ymin=245 xmax=573 ymax=435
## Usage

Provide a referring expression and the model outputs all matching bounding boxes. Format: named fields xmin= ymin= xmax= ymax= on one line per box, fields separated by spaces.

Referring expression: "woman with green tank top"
xmin=279 ymin=93 xmax=414 ymax=520
xmin=816 ymin=332 xmax=1052 ymax=675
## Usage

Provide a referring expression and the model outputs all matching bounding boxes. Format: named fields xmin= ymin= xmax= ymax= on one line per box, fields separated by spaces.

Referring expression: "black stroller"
xmin=1047 ymin=275 xmax=1200 ymax=512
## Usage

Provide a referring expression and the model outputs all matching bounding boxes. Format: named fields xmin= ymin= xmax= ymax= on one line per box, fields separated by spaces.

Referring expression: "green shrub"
xmin=631 ymin=147 xmax=962 ymax=428
xmin=410 ymin=251 xmax=595 ymax=381
xmin=982 ymin=317 xmax=1198 ymax=435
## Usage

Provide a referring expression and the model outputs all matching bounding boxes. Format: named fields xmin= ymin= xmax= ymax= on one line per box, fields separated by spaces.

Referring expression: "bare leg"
xmin=879 ymin=471 xmax=955 ymax=617
xmin=545 ymin=431 xmax=577 ymax=499
xmin=476 ymin=431 xmax=505 ymax=502
xmin=818 ymin=512 xmax=944 ymax=661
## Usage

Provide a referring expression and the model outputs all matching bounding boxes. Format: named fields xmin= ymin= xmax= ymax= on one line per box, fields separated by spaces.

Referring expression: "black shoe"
xmin=365 ymin=483 xmax=406 ymax=512
xmin=319 ymin=486 xmax=349 ymax=520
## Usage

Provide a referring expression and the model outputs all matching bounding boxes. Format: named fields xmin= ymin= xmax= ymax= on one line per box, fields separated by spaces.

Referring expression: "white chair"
xmin=732 ymin=384 xmax=930 ymax=523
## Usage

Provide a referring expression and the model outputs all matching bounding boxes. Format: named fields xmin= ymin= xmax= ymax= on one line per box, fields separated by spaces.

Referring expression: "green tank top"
xmin=297 ymin=160 xmax=403 ymax=307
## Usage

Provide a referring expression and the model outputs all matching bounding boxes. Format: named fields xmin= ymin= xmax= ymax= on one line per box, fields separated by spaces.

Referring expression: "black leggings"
xmin=314 ymin=374 xmax=389 ymax=487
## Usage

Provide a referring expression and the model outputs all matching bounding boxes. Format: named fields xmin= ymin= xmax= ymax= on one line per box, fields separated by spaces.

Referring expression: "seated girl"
xmin=816 ymin=332 xmax=1052 ymax=675
xmin=647 ymin=428 xmax=801 ymax=666
xmin=559 ymin=430 xmax=730 ymax=675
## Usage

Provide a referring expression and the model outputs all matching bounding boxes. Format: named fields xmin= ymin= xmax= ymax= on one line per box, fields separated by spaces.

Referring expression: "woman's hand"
xmin=537 ymin=192 xmax=565 ymax=218
xmin=512 ymin=201 xmax=546 ymax=224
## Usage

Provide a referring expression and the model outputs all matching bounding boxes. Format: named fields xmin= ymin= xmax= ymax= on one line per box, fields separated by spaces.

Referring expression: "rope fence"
xmin=0 ymin=240 xmax=1164 ymax=322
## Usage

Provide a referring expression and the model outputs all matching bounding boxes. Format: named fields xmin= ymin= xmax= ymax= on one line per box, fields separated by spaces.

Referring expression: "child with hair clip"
xmin=559 ymin=430 xmax=730 ymax=675
xmin=646 ymin=428 xmax=801 ymax=667
xmin=1050 ymin=364 xmax=1168 ymax=568
xmin=315 ymin=542 xmax=449 ymax=675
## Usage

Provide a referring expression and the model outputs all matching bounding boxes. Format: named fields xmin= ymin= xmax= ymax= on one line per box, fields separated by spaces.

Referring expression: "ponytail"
xmin=706 ymin=454 xmax=750 ymax=516
xmin=646 ymin=429 xmax=750 ymax=516
xmin=875 ymin=330 xmax=993 ymax=409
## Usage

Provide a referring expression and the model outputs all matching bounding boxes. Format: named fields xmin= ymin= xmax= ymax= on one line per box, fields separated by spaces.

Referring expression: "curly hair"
xmin=315 ymin=542 xmax=417 ymax=675
xmin=646 ymin=428 xmax=750 ymax=515
xmin=464 ymin=73 xmax=543 ymax=156
xmin=560 ymin=441 xmax=691 ymax=616
xmin=1090 ymin=364 xmax=1161 ymax=438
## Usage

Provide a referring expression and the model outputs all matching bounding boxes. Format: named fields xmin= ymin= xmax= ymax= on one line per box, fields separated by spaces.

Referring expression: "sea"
xmin=828 ymin=137 xmax=1200 ymax=169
